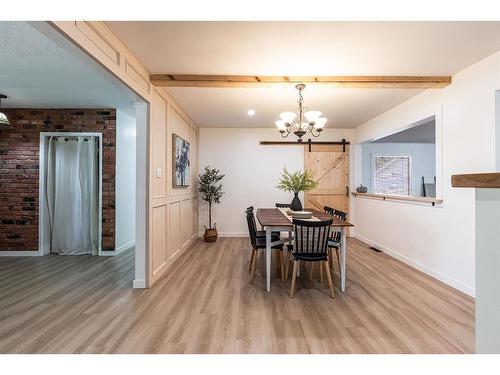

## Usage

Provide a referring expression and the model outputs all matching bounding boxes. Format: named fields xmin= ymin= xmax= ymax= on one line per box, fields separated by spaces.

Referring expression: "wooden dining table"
xmin=256 ymin=208 xmax=354 ymax=292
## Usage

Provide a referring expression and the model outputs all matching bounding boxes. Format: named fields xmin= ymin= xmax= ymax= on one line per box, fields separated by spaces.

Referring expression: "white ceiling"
xmin=371 ymin=118 xmax=435 ymax=143
xmin=106 ymin=21 xmax=500 ymax=76
xmin=106 ymin=21 xmax=500 ymax=129
xmin=108 ymin=22 xmax=500 ymax=128
xmin=0 ymin=21 xmax=142 ymax=113
xmin=165 ymin=86 xmax=420 ymax=128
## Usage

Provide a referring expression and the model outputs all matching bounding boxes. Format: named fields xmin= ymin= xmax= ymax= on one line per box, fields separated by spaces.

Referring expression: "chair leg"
xmin=279 ymin=250 xmax=285 ymax=283
xmin=320 ymin=261 xmax=324 ymax=283
xmin=309 ymin=262 xmax=314 ymax=281
xmin=250 ymin=249 xmax=258 ymax=284
xmin=285 ymin=253 xmax=290 ymax=282
xmin=324 ymin=260 xmax=335 ymax=298
xmin=335 ymin=248 xmax=341 ymax=278
xmin=248 ymin=250 xmax=255 ymax=272
xmin=290 ymin=260 xmax=299 ymax=298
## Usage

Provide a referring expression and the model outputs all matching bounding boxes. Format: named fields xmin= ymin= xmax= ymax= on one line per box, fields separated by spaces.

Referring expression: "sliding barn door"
xmin=304 ymin=144 xmax=349 ymax=215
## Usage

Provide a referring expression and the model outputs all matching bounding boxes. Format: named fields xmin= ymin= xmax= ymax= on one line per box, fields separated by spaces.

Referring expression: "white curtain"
xmin=45 ymin=136 xmax=99 ymax=255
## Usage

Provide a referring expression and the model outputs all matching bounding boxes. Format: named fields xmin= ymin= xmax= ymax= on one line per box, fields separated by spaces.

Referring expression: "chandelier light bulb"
xmin=279 ymin=111 xmax=297 ymax=124
xmin=273 ymin=84 xmax=323 ymax=141
xmin=275 ymin=120 xmax=287 ymax=131
xmin=304 ymin=111 xmax=321 ymax=123
xmin=314 ymin=117 xmax=327 ymax=129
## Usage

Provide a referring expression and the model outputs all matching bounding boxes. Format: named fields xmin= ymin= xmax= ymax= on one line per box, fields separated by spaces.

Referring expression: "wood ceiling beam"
xmin=150 ymin=74 xmax=452 ymax=88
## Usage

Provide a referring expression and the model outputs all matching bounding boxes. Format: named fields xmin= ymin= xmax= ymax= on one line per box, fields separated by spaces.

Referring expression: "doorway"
xmin=38 ymin=132 xmax=103 ymax=256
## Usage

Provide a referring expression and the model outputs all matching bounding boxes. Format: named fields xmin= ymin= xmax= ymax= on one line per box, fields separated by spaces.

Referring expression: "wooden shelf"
xmin=352 ymin=192 xmax=442 ymax=205
xmin=451 ymin=173 xmax=500 ymax=188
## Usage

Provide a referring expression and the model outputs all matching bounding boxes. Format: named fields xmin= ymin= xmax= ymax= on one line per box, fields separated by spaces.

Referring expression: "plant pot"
xmin=204 ymin=228 xmax=218 ymax=242
xmin=290 ymin=193 xmax=303 ymax=211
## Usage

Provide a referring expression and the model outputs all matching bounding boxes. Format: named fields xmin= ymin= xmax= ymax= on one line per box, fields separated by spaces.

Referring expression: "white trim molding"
xmin=0 ymin=251 xmax=41 ymax=257
xmin=132 ymin=279 xmax=146 ymax=289
xmin=353 ymin=233 xmax=475 ymax=297
xmin=101 ymin=241 xmax=135 ymax=257
xmin=216 ymin=232 xmax=249 ymax=238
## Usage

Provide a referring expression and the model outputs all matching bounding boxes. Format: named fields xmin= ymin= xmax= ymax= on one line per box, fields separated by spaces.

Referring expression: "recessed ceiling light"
xmin=247 ymin=109 xmax=255 ymax=116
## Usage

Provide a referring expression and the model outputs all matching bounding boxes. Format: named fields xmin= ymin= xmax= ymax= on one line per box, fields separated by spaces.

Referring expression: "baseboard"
xmin=0 ymin=250 xmax=40 ymax=256
xmin=218 ymin=232 xmax=249 ymax=238
xmin=101 ymin=241 xmax=135 ymax=256
xmin=132 ymin=279 xmax=146 ymax=289
xmin=353 ymin=233 xmax=475 ymax=297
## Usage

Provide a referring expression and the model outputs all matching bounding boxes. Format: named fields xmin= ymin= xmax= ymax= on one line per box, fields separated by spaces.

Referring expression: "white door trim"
xmin=38 ymin=132 xmax=103 ymax=256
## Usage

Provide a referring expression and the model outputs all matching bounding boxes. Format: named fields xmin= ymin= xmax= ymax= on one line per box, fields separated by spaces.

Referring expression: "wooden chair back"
xmin=275 ymin=203 xmax=291 ymax=208
xmin=292 ymin=219 xmax=332 ymax=256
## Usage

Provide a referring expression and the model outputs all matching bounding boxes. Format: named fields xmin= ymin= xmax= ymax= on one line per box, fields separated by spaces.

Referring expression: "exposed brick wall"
xmin=0 ymin=109 xmax=116 ymax=251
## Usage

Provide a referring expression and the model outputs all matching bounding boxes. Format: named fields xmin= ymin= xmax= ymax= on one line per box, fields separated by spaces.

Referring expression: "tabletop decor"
xmin=356 ymin=184 xmax=368 ymax=193
xmin=199 ymin=166 xmax=224 ymax=242
xmin=277 ymin=168 xmax=318 ymax=211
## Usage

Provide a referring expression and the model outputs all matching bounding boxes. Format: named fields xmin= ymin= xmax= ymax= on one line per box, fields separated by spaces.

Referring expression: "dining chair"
xmin=245 ymin=209 xmax=285 ymax=283
xmin=275 ymin=203 xmax=291 ymax=208
xmin=286 ymin=218 xmax=335 ymax=298
xmin=325 ymin=207 xmax=348 ymax=277
xmin=324 ymin=205 xmax=335 ymax=216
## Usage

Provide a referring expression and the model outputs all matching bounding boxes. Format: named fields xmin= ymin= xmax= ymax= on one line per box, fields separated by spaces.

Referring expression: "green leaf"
xmin=277 ymin=167 xmax=318 ymax=193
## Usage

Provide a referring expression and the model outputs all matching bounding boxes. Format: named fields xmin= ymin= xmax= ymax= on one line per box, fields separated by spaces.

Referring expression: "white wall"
xmin=496 ymin=91 xmax=500 ymax=171
xmin=476 ymin=188 xmax=500 ymax=353
xmin=361 ymin=143 xmax=436 ymax=196
xmin=352 ymin=50 xmax=500 ymax=296
xmin=115 ymin=108 xmax=136 ymax=253
xmin=198 ymin=128 xmax=353 ymax=236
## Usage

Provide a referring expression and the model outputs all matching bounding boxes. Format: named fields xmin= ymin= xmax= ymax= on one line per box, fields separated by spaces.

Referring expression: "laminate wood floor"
xmin=0 ymin=237 xmax=474 ymax=353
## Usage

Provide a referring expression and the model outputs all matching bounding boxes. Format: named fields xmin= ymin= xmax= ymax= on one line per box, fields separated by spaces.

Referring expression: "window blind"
xmin=373 ymin=156 xmax=411 ymax=195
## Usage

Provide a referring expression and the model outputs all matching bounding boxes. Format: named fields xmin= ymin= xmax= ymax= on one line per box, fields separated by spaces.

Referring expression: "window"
xmin=373 ymin=156 xmax=411 ymax=195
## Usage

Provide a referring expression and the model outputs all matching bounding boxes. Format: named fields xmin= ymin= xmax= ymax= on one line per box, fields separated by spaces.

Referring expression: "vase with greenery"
xmin=199 ymin=166 xmax=224 ymax=242
xmin=277 ymin=168 xmax=318 ymax=211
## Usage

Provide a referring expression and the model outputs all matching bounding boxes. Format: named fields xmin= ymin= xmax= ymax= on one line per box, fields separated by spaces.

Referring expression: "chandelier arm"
xmin=310 ymin=129 xmax=322 ymax=137
xmin=274 ymin=83 xmax=324 ymax=141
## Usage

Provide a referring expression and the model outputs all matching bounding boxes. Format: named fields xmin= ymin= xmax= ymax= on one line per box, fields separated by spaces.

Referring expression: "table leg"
xmin=340 ymin=228 xmax=347 ymax=292
xmin=285 ymin=230 xmax=292 ymax=281
xmin=266 ymin=227 xmax=272 ymax=292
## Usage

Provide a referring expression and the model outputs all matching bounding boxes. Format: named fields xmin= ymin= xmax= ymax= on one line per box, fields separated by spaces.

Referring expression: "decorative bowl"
xmin=291 ymin=211 xmax=313 ymax=219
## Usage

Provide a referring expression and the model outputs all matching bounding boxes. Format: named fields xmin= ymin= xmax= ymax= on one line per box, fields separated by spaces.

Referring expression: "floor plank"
xmin=0 ymin=237 xmax=474 ymax=353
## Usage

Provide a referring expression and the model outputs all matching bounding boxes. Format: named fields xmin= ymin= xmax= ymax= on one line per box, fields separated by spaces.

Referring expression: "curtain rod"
xmin=50 ymin=136 xmax=97 ymax=141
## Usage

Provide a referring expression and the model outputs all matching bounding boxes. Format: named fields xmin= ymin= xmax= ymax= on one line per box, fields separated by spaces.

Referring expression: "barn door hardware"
xmin=260 ymin=138 xmax=350 ymax=153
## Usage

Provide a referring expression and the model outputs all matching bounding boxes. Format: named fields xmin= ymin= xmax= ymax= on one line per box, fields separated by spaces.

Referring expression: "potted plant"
xmin=277 ymin=168 xmax=318 ymax=211
xmin=199 ymin=166 xmax=224 ymax=242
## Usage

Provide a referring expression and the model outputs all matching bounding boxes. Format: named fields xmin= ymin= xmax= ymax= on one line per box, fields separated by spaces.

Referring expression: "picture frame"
xmin=172 ymin=134 xmax=190 ymax=188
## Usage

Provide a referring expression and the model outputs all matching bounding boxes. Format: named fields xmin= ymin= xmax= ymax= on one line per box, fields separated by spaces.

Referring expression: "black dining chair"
xmin=246 ymin=206 xmax=281 ymax=237
xmin=324 ymin=205 xmax=335 ymax=216
xmin=325 ymin=207 xmax=348 ymax=276
xmin=286 ymin=218 xmax=335 ymax=298
xmin=246 ymin=209 xmax=285 ymax=283
xmin=275 ymin=203 xmax=291 ymax=208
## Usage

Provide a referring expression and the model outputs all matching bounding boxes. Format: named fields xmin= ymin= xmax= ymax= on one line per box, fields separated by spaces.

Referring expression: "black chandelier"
xmin=274 ymin=84 xmax=327 ymax=142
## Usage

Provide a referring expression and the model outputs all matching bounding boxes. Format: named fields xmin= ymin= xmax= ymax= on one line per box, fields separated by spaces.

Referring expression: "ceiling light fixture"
xmin=247 ymin=109 xmax=255 ymax=116
xmin=0 ymin=95 xmax=9 ymax=125
xmin=274 ymin=84 xmax=327 ymax=142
